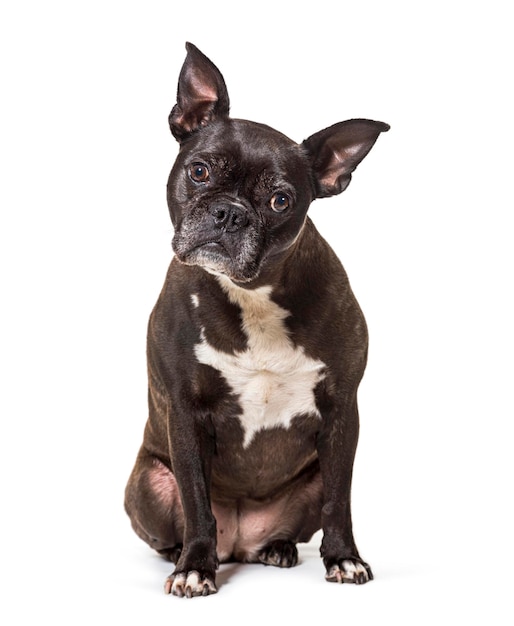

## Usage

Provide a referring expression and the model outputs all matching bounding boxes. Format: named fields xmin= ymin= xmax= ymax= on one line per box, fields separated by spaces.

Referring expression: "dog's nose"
xmin=210 ymin=202 xmax=249 ymax=233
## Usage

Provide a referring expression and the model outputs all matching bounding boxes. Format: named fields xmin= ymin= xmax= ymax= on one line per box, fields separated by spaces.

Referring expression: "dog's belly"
xmin=212 ymin=501 xmax=294 ymax=562
xmin=193 ymin=278 xmax=326 ymax=447
xmin=212 ymin=468 xmax=323 ymax=562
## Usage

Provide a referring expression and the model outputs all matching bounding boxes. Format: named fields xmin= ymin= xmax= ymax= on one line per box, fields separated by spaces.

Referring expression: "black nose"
xmin=210 ymin=203 xmax=249 ymax=233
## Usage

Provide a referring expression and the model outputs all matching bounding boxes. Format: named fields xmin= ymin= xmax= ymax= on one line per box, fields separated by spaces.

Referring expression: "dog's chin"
xmin=174 ymin=242 xmax=260 ymax=284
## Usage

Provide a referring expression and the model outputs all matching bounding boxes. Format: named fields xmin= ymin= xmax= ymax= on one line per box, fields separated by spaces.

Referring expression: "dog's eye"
xmin=189 ymin=163 xmax=210 ymax=183
xmin=270 ymin=192 xmax=290 ymax=213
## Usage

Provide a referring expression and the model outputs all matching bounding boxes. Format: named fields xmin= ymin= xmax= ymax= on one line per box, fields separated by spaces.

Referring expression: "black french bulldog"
xmin=125 ymin=42 xmax=389 ymax=598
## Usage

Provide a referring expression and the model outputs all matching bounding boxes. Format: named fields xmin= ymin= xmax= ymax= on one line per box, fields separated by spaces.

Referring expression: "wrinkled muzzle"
xmin=172 ymin=197 xmax=264 ymax=283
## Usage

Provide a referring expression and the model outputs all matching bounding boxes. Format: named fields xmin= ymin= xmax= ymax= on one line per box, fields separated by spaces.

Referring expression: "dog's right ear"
xmin=169 ymin=43 xmax=230 ymax=142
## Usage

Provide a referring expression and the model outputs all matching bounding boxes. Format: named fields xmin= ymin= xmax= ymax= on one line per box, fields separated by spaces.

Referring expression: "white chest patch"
xmin=194 ymin=276 xmax=326 ymax=447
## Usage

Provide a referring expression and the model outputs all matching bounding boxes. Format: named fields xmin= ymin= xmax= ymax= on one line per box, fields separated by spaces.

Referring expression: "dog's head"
xmin=167 ymin=43 xmax=389 ymax=284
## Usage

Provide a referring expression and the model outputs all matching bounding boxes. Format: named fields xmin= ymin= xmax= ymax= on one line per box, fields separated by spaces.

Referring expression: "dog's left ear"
xmin=303 ymin=119 xmax=389 ymax=198
xmin=169 ymin=42 xmax=230 ymax=142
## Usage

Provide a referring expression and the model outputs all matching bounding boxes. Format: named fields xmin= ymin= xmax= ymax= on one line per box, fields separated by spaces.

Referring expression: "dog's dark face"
xmin=168 ymin=119 xmax=314 ymax=283
xmin=167 ymin=43 xmax=389 ymax=284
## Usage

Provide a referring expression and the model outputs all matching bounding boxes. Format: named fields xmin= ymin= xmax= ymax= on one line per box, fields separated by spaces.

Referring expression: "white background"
xmin=1 ymin=1 xmax=513 ymax=623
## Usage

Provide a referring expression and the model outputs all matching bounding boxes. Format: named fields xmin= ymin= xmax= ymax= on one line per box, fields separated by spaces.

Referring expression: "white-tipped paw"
xmin=164 ymin=570 xmax=218 ymax=598
xmin=325 ymin=559 xmax=373 ymax=585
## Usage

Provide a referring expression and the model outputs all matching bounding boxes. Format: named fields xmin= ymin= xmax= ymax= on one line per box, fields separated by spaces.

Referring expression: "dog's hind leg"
xmin=124 ymin=450 xmax=184 ymax=558
xmin=257 ymin=539 xmax=299 ymax=567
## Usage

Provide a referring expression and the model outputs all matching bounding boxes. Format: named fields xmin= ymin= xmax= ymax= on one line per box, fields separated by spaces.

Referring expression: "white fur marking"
xmin=194 ymin=276 xmax=326 ymax=446
xmin=191 ymin=294 xmax=200 ymax=308
xmin=326 ymin=560 xmax=370 ymax=583
xmin=169 ymin=570 xmax=217 ymax=597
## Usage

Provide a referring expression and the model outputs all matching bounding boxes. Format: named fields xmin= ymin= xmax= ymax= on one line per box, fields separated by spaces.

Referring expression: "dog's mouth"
xmin=176 ymin=237 xmax=229 ymax=263
xmin=187 ymin=240 xmax=231 ymax=273
xmin=192 ymin=240 xmax=226 ymax=255
xmin=172 ymin=230 xmax=263 ymax=283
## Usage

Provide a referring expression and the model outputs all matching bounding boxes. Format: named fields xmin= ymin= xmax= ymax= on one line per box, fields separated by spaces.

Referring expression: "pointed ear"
xmin=302 ymin=119 xmax=389 ymax=198
xmin=168 ymin=42 xmax=230 ymax=142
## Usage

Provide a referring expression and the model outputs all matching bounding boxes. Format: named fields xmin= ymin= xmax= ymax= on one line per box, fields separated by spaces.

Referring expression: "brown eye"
xmin=270 ymin=192 xmax=290 ymax=212
xmin=189 ymin=163 xmax=210 ymax=183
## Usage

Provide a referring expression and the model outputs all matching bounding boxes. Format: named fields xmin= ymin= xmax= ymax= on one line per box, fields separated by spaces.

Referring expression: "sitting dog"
xmin=125 ymin=42 xmax=389 ymax=598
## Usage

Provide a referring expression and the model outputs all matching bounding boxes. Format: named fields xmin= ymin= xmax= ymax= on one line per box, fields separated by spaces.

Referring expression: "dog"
xmin=125 ymin=42 xmax=389 ymax=598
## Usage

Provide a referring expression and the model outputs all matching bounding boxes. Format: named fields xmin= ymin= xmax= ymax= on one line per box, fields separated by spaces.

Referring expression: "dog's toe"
xmin=257 ymin=539 xmax=298 ymax=568
xmin=165 ymin=570 xmax=217 ymax=598
xmin=325 ymin=559 xmax=373 ymax=584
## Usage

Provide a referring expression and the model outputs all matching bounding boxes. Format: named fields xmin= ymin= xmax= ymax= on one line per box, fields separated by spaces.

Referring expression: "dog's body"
xmin=125 ymin=43 xmax=389 ymax=598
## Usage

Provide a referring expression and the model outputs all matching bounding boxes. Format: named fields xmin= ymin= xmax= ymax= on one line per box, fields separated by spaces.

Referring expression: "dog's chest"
xmin=193 ymin=278 xmax=326 ymax=447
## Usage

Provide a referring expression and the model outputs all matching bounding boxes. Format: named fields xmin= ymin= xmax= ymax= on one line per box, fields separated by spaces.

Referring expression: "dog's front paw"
xmin=325 ymin=559 xmax=373 ymax=585
xmin=164 ymin=570 xmax=217 ymax=598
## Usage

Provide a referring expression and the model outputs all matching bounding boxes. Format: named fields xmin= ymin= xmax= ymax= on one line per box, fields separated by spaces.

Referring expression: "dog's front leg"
xmin=317 ymin=393 xmax=373 ymax=585
xmin=164 ymin=401 xmax=218 ymax=598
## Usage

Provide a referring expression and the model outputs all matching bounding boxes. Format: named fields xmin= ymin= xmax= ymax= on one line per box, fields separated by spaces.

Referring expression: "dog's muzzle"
xmin=172 ymin=197 xmax=263 ymax=282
